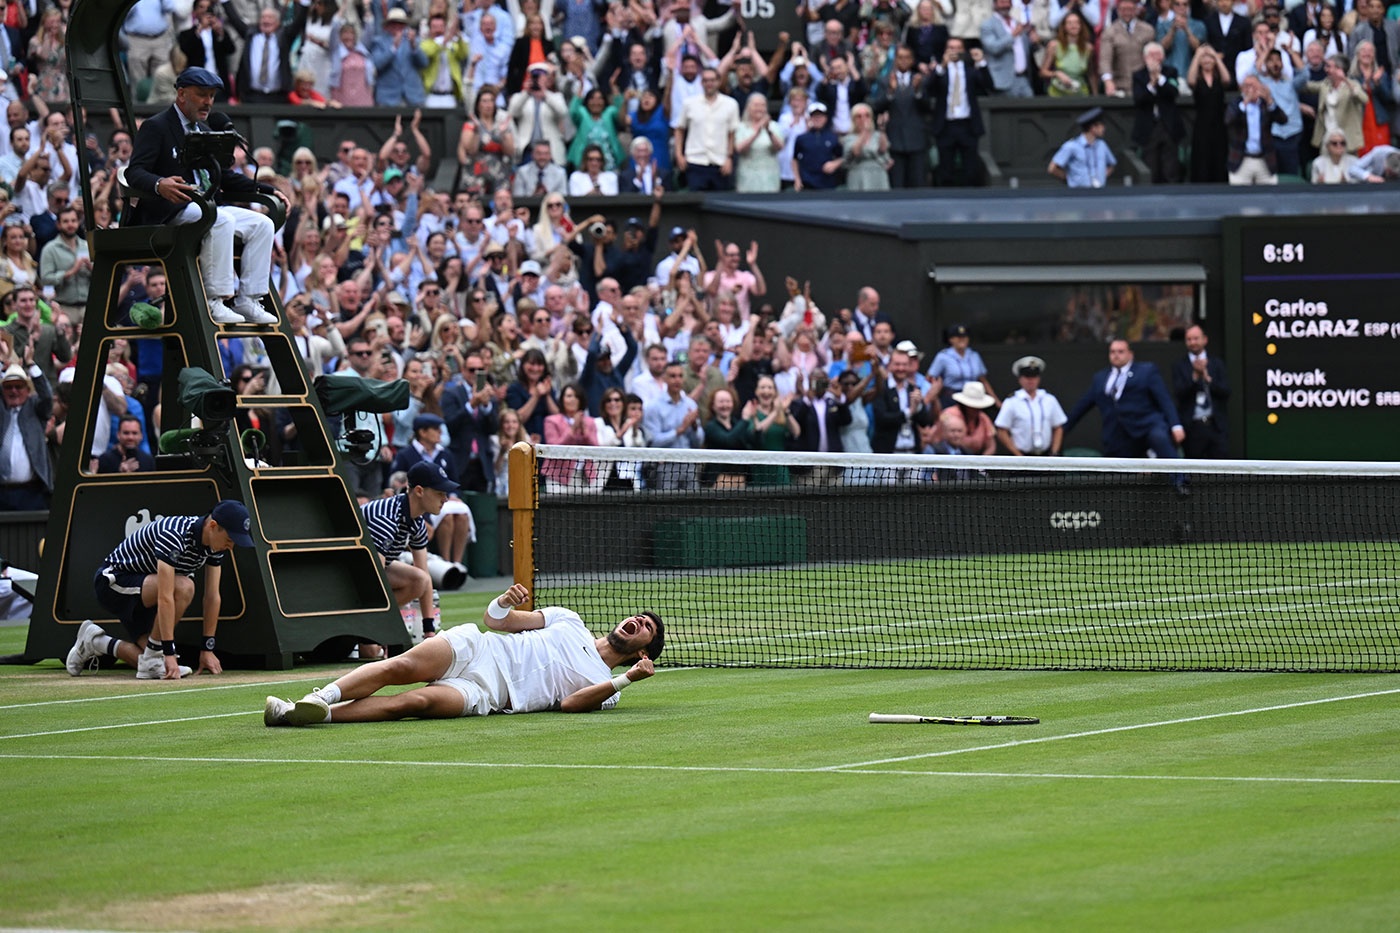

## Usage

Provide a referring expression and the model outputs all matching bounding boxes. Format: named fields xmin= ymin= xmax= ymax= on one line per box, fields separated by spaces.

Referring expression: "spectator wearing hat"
xmin=370 ymin=7 xmax=429 ymax=107
xmin=65 ymin=499 xmax=256 ymax=680
xmin=1049 ymin=106 xmax=1117 ymax=187
xmin=928 ymin=381 xmax=996 ymax=455
xmin=359 ymin=460 xmax=460 ymax=639
xmin=926 ymin=323 xmax=994 ymax=409
xmin=892 ymin=339 xmax=934 ymax=395
xmin=0 ymin=356 xmax=52 ymax=511
xmin=508 ymin=64 xmax=571 ymax=166
xmin=655 ymin=226 xmax=702 ymax=285
xmin=390 ymin=414 xmax=471 ymax=571
xmin=994 ymin=356 xmax=1067 ymax=456
xmin=1171 ymin=325 xmax=1230 ymax=459
xmin=230 ymin=1 xmax=311 ymax=103
xmin=125 ymin=67 xmax=285 ymax=327
xmin=791 ymin=101 xmax=843 ymax=190
xmin=512 ymin=139 xmax=569 ymax=198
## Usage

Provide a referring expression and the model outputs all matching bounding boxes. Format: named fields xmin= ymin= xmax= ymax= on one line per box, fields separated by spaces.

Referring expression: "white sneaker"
xmin=285 ymin=693 xmax=331 ymax=726
xmin=135 ymin=652 xmax=192 ymax=680
xmin=209 ymin=299 xmax=243 ymax=325
xmin=264 ymin=696 xmax=294 ymax=726
xmin=65 ymin=620 xmax=105 ymax=676
xmin=232 ymin=294 xmax=278 ymax=325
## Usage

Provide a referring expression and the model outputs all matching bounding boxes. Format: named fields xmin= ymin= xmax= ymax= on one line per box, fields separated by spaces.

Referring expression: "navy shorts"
xmin=92 ymin=566 xmax=157 ymax=639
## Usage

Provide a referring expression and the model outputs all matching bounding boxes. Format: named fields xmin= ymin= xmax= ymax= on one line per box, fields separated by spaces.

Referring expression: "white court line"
xmin=0 ymin=711 xmax=257 ymax=740
xmin=0 ymin=752 xmax=1393 ymax=786
xmin=0 ymin=677 xmax=327 ymax=710
xmin=823 ymin=687 xmax=1400 ymax=770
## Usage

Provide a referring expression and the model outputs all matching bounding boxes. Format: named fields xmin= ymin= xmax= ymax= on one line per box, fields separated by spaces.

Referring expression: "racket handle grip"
xmin=869 ymin=713 xmax=923 ymax=724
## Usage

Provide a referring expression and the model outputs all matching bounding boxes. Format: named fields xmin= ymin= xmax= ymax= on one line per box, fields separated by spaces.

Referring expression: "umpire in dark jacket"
xmin=125 ymin=67 xmax=287 ymax=326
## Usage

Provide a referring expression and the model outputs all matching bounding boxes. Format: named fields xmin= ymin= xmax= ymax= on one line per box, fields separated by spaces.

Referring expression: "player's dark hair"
xmin=641 ymin=611 xmax=664 ymax=661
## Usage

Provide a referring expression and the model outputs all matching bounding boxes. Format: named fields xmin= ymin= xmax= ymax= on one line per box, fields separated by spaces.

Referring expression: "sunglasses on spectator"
xmin=351 ymin=349 xmax=374 ymax=357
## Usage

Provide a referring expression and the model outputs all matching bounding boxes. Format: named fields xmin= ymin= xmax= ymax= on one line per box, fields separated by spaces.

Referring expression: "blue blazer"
xmin=440 ymin=381 xmax=499 ymax=492
xmin=1065 ymin=361 xmax=1178 ymax=447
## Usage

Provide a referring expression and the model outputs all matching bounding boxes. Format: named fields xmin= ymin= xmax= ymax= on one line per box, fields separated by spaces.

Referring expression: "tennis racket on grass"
xmin=868 ymin=713 xmax=1040 ymax=725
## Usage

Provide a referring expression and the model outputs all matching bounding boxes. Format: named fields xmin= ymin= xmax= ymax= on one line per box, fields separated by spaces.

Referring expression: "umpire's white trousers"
xmin=171 ymin=203 xmax=274 ymax=299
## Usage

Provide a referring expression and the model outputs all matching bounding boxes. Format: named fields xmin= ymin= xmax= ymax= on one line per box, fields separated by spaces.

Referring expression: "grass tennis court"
xmin=3 ymin=589 xmax=1398 ymax=931
xmin=539 ymin=542 xmax=1400 ymax=670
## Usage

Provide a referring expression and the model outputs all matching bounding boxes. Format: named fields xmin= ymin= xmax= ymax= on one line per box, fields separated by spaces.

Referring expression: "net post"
xmin=507 ymin=442 xmax=538 ymax=610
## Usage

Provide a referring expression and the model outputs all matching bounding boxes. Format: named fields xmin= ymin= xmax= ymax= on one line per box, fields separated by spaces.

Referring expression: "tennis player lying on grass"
xmin=264 ymin=584 xmax=662 ymax=726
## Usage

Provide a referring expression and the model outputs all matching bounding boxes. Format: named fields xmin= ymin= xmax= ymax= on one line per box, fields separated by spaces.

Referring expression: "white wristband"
xmin=611 ymin=674 xmax=631 ymax=693
xmin=487 ymin=597 xmax=511 ymax=620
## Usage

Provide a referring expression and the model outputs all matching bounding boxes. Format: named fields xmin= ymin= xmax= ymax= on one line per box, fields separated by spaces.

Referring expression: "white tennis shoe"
xmin=65 ymin=620 xmax=105 ymax=676
xmin=232 ymin=295 xmax=277 ymax=325
xmin=285 ymin=693 xmax=331 ymax=726
xmin=208 ymin=298 xmax=243 ymax=325
xmin=135 ymin=652 xmax=192 ymax=680
xmin=264 ymin=696 xmax=294 ymax=726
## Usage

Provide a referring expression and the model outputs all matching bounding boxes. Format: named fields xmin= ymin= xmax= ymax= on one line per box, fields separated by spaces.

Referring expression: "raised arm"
xmin=482 ymin=583 xmax=547 ymax=632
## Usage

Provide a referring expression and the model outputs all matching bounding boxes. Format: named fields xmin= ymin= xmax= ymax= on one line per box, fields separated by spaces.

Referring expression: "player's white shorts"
xmin=430 ymin=625 xmax=512 ymax=717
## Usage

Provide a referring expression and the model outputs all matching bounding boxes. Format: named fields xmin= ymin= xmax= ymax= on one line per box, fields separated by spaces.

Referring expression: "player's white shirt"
xmin=484 ymin=607 xmax=616 ymax=713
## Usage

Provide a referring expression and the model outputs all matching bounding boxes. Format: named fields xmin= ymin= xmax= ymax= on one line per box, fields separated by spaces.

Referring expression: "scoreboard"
xmin=1224 ymin=215 xmax=1400 ymax=461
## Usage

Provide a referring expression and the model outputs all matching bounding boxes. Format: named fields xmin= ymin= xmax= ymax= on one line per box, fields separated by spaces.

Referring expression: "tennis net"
xmin=520 ymin=445 xmax=1400 ymax=671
